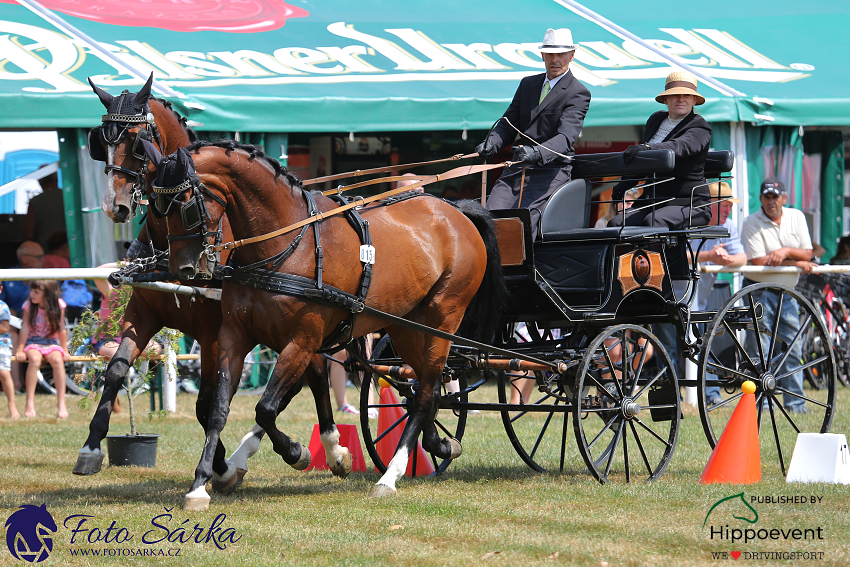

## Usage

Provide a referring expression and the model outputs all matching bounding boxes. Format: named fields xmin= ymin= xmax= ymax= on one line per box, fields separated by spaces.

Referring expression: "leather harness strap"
xmin=303 ymin=153 xmax=478 ymax=186
xmin=213 ymin=161 xmax=511 ymax=253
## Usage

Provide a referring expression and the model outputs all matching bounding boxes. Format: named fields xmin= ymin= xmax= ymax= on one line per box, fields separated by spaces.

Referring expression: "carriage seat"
xmin=538 ymin=179 xmax=592 ymax=239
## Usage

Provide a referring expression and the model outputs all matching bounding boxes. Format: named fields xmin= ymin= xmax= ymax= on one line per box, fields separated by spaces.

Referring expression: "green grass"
xmin=1 ymin=384 xmax=848 ymax=566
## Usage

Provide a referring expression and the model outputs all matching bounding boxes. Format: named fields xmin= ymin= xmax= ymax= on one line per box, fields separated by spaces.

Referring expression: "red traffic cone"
xmin=305 ymin=423 xmax=367 ymax=472
xmin=699 ymin=381 xmax=761 ymax=484
xmin=376 ymin=386 xmax=435 ymax=477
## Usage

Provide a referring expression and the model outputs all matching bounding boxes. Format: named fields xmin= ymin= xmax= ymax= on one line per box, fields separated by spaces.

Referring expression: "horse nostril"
xmin=178 ymin=266 xmax=197 ymax=279
xmin=112 ymin=205 xmax=130 ymax=222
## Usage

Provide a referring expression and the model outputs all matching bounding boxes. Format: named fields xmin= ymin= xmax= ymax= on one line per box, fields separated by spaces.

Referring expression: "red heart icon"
xmin=731 ymin=551 xmax=741 ymax=560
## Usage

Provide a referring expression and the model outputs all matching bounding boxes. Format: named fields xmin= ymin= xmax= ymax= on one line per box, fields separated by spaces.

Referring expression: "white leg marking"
xmin=376 ymin=446 xmax=409 ymax=491
xmin=212 ymin=460 xmax=237 ymax=484
xmin=78 ymin=447 xmax=104 ymax=457
xmin=228 ymin=425 xmax=264 ymax=472
xmin=321 ymin=427 xmax=352 ymax=477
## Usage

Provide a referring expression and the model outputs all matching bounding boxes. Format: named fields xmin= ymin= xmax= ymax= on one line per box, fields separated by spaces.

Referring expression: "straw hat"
xmin=656 ymin=71 xmax=705 ymax=105
xmin=538 ymin=28 xmax=576 ymax=53
xmin=709 ymin=181 xmax=739 ymax=203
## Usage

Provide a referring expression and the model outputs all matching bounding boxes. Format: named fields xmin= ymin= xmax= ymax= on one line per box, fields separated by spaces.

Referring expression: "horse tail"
xmin=451 ymin=199 xmax=508 ymax=342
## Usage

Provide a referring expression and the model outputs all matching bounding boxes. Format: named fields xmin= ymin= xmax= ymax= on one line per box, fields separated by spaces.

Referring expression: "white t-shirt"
xmin=741 ymin=206 xmax=812 ymax=287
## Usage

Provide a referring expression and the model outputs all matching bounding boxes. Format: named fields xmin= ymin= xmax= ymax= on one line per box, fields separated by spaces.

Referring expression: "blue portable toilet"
xmin=0 ymin=149 xmax=61 ymax=214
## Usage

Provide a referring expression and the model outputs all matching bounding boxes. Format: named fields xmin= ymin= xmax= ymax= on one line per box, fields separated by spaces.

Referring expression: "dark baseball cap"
xmin=761 ymin=177 xmax=786 ymax=196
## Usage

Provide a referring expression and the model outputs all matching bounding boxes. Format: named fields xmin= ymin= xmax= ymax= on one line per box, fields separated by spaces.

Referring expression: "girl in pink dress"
xmin=15 ymin=280 xmax=70 ymax=418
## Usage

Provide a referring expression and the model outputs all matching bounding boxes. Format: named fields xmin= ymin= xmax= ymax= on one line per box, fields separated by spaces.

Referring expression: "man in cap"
xmin=741 ymin=176 xmax=815 ymax=413
xmin=610 ymin=70 xmax=711 ymax=229
xmin=476 ymin=28 xmax=590 ymax=239
xmin=696 ymin=182 xmax=746 ymax=406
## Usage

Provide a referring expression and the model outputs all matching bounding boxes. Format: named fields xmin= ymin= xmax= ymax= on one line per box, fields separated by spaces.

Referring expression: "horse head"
xmin=138 ymin=139 xmax=225 ymax=279
xmin=88 ymin=74 xmax=195 ymax=223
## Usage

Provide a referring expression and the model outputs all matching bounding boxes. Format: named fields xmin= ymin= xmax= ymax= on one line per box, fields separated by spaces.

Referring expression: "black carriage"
xmin=359 ymin=149 xmax=838 ymax=483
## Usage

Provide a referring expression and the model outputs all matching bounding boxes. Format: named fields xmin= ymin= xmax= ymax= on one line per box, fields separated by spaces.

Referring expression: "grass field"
xmin=1 ymin=383 xmax=848 ymax=566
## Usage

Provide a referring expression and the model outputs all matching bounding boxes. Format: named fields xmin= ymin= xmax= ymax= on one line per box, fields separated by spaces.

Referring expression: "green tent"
xmin=0 ymin=0 xmax=846 ymax=262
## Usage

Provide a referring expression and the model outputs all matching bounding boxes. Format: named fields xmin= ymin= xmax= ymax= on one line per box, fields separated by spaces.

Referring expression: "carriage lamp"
xmin=633 ymin=253 xmax=651 ymax=282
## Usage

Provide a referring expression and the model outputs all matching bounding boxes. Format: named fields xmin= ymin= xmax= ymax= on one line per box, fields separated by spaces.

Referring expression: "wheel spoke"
xmin=585 ymin=370 xmax=618 ymax=402
xmin=633 ymin=366 xmax=667 ymax=400
xmin=586 ymin=413 xmax=619 ymax=451
xmin=767 ymin=397 xmax=787 ymax=476
xmin=633 ymin=417 xmax=672 ymax=448
xmin=772 ymin=313 xmax=811 ymax=375
xmin=434 ymin=417 xmax=454 ymax=438
xmin=629 ymin=421 xmax=652 ymax=477
xmin=707 ymin=391 xmax=743 ymax=412
xmin=748 ymin=294 xmax=768 ymax=371
xmin=372 ymin=413 xmax=408 ymax=445
xmin=622 ymin=421 xmax=630 ymax=483
xmin=756 ymin=392 xmax=764 ymax=432
xmin=631 ymin=339 xmax=650 ymax=397
xmin=705 ymin=358 xmax=752 ymax=382
xmin=774 ymin=386 xmax=831 ymax=408
xmin=775 ymin=352 xmax=828 ymax=381
xmin=602 ymin=340 xmax=625 ymax=399
xmin=770 ymin=398 xmax=802 ymax=434
xmin=767 ymin=291 xmax=784 ymax=364
xmin=529 ymin=402 xmax=558 ymax=460
xmin=603 ymin=421 xmax=624 ymax=480
xmin=560 ymin=407 xmax=569 ymax=471
xmin=723 ymin=319 xmax=760 ymax=371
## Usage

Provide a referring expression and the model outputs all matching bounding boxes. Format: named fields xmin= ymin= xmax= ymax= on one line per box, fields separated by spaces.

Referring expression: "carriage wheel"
xmin=498 ymin=369 xmax=578 ymax=472
xmin=360 ymin=335 xmax=467 ymax=475
xmin=698 ymin=283 xmax=836 ymax=476
xmin=573 ymin=324 xmax=680 ymax=483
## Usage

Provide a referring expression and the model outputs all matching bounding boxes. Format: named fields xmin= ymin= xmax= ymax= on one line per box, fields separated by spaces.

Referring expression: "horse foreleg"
xmin=185 ymin=348 xmax=245 ymax=511
xmin=73 ymin=337 xmax=142 ymax=475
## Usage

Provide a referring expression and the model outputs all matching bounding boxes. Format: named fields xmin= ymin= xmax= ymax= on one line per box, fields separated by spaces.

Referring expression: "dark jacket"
xmin=486 ymin=70 xmax=590 ymax=164
xmin=616 ymin=110 xmax=712 ymax=205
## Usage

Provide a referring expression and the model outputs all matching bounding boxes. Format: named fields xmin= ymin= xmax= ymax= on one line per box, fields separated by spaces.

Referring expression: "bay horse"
xmin=140 ymin=139 xmax=505 ymax=507
xmin=79 ymin=77 xmax=352 ymax=497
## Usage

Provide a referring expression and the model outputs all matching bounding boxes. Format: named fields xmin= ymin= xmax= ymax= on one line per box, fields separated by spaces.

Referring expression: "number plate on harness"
xmin=360 ymin=245 xmax=376 ymax=264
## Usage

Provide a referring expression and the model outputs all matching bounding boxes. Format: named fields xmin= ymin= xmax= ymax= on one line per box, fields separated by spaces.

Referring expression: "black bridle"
xmin=151 ymin=155 xmax=226 ymax=278
xmin=88 ymin=90 xmax=164 ymax=216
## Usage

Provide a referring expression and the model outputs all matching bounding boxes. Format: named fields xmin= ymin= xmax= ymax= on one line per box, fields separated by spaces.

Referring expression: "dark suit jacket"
xmin=486 ymin=70 xmax=590 ymax=165
xmin=616 ymin=110 xmax=712 ymax=204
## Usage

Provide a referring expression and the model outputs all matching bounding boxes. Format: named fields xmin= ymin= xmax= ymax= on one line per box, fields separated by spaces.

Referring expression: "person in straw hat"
xmin=475 ymin=28 xmax=590 ymax=240
xmin=609 ymin=70 xmax=712 ymax=229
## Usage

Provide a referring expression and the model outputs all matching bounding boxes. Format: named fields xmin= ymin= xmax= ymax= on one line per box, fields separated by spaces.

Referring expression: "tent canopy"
xmin=0 ymin=0 xmax=847 ymax=131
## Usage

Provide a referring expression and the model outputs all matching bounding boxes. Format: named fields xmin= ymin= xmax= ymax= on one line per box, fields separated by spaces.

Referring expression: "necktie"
xmin=539 ymin=81 xmax=550 ymax=104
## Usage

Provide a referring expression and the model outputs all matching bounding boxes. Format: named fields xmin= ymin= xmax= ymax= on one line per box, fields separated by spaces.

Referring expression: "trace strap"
xmin=213 ymin=161 xmax=510 ymax=253
xmin=302 ymin=153 xmax=478 ymax=186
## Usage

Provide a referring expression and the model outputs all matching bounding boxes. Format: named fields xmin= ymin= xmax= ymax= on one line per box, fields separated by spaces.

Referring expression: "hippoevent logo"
xmin=4 ymin=505 xmax=57 ymax=563
xmin=704 ymin=492 xmax=827 ymax=561
xmin=5 ymin=504 xmax=242 ymax=561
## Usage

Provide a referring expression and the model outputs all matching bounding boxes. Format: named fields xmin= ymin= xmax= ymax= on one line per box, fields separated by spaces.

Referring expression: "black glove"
xmin=475 ymin=139 xmax=496 ymax=158
xmin=512 ymin=145 xmax=543 ymax=165
xmin=623 ymin=143 xmax=650 ymax=164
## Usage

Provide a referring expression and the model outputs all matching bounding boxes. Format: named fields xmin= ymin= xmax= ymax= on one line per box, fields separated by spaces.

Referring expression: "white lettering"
xmin=694 ymin=29 xmax=784 ymax=69
xmin=575 ymin=42 xmax=647 ymax=68
xmin=272 ymin=47 xmax=343 ymax=74
xmin=493 ymin=42 xmax=543 ymax=68
xmin=621 ymin=39 xmax=710 ymax=66
xmin=209 ymin=50 xmax=301 ymax=76
xmin=316 ymin=46 xmax=382 ymax=73
xmin=384 ymin=29 xmax=473 ymax=70
xmin=441 ymin=43 xmax=509 ymax=70
xmin=166 ymin=51 xmax=236 ymax=77
xmin=659 ymin=29 xmax=748 ymax=68
xmin=0 ymin=21 xmax=84 ymax=92
xmin=328 ymin=22 xmax=446 ymax=71
xmin=116 ymin=41 xmax=198 ymax=78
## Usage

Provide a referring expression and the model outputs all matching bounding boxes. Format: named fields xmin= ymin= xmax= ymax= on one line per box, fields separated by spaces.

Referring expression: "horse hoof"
xmin=449 ymin=438 xmax=463 ymax=460
xmin=211 ymin=465 xmax=239 ymax=495
xmin=183 ymin=495 xmax=211 ymax=511
xmin=72 ymin=450 xmax=104 ymax=475
xmin=291 ymin=445 xmax=311 ymax=471
xmin=330 ymin=448 xmax=352 ymax=479
xmin=369 ymin=484 xmax=397 ymax=498
xmin=234 ymin=468 xmax=248 ymax=490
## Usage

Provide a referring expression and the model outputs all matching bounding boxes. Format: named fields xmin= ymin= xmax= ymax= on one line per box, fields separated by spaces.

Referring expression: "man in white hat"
xmin=475 ymin=28 xmax=590 ymax=239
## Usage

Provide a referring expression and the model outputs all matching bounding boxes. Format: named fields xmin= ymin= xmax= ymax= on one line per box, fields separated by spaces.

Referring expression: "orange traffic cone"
xmin=699 ymin=381 xmax=761 ymax=484
xmin=305 ymin=423 xmax=367 ymax=472
xmin=376 ymin=386 xmax=435 ymax=477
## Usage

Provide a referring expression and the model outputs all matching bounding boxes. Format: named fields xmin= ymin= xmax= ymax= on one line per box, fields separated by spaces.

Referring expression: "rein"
xmin=214 ymin=161 xmax=511 ymax=253
xmin=303 ymin=153 xmax=478 ymax=187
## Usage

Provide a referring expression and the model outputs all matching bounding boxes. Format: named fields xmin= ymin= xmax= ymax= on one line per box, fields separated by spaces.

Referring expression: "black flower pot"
xmin=106 ymin=434 xmax=160 ymax=468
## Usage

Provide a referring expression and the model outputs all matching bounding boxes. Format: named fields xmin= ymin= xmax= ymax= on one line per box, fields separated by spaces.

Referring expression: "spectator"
xmin=741 ymin=177 xmax=815 ymax=413
xmin=610 ymin=71 xmax=711 ymax=229
xmin=0 ymin=241 xmax=44 ymax=392
xmin=393 ymin=173 xmax=422 ymax=193
xmin=22 ymin=169 xmax=66 ymax=250
xmin=595 ymin=188 xmax=638 ymax=228
xmin=830 ymin=235 xmax=850 ymax=265
xmin=16 ymin=280 xmax=70 ymax=418
xmin=42 ymin=230 xmax=70 ymax=269
xmin=0 ymin=286 xmax=20 ymax=418
xmin=695 ymin=182 xmax=747 ymax=405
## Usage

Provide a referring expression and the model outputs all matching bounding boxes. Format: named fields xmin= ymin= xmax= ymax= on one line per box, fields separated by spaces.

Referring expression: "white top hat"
xmin=539 ymin=28 xmax=576 ymax=53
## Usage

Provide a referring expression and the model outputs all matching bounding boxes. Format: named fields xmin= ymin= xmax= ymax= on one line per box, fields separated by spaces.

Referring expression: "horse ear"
xmin=88 ymin=77 xmax=114 ymax=109
xmin=134 ymin=73 xmax=154 ymax=106
xmin=137 ymin=138 xmax=163 ymax=170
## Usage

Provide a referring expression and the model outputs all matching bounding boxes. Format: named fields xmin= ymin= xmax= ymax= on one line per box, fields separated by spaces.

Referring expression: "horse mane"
xmin=151 ymin=97 xmax=197 ymax=143
xmin=187 ymin=139 xmax=302 ymax=188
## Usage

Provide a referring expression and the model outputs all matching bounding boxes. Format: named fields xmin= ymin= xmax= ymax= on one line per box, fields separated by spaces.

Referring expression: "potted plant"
xmin=70 ymin=284 xmax=181 ymax=468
